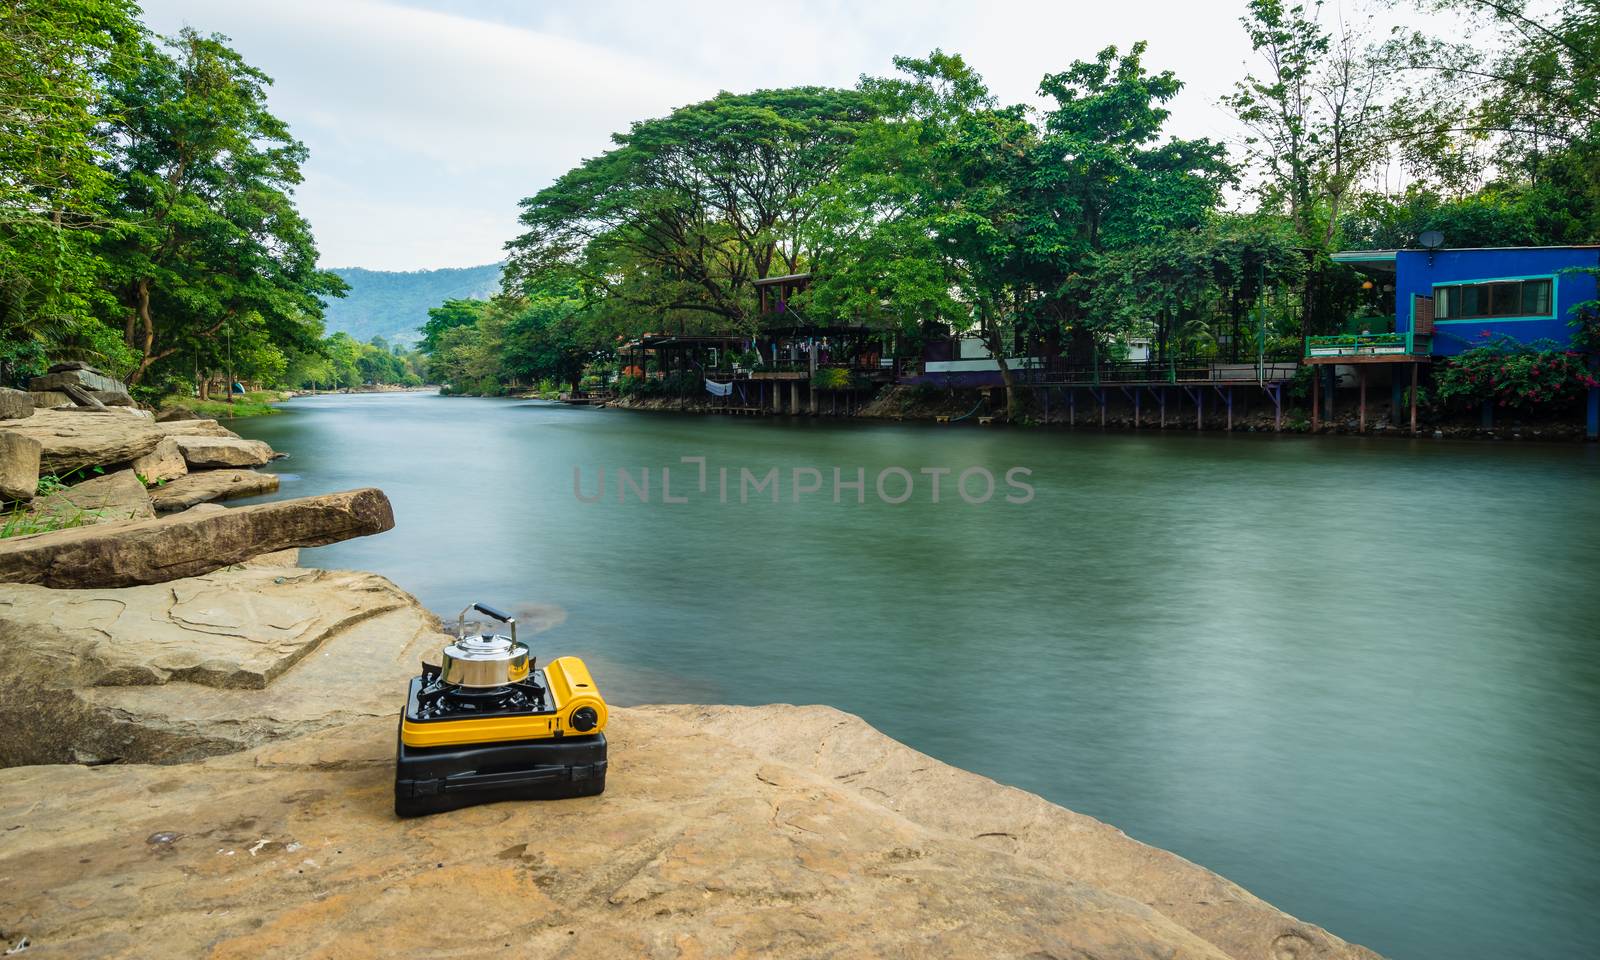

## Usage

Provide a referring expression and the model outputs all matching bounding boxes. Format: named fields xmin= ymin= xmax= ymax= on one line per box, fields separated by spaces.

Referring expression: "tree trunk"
xmin=128 ymin=279 xmax=156 ymax=386
xmin=980 ymin=320 xmax=1021 ymax=422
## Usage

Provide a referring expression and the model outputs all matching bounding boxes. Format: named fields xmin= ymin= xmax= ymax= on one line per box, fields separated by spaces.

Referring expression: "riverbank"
xmin=0 ymin=397 xmax=1388 ymax=958
xmin=610 ymin=383 xmax=1598 ymax=441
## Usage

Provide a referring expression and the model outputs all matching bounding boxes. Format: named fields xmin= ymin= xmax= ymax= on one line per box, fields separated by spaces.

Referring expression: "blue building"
xmin=1329 ymin=245 xmax=1600 ymax=356
xmin=1307 ymin=245 xmax=1600 ymax=437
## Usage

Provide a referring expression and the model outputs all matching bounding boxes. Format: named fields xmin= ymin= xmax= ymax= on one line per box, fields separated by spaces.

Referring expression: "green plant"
xmin=1433 ymin=335 xmax=1593 ymax=412
xmin=0 ymin=506 xmax=101 ymax=540
xmin=34 ymin=475 xmax=69 ymax=498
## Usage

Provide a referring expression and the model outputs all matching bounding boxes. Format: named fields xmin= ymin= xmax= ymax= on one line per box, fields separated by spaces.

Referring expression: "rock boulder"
xmin=0 ymin=703 xmax=1382 ymax=960
xmin=151 ymin=468 xmax=277 ymax=511
xmin=0 ymin=387 xmax=31 ymax=421
xmin=130 ymin=436 xmax=187 ymax=485
xmin=28 ymin=390 xmax=70 ymax=409
xmin=154 ymin=418 xmax=241 ymax=439
xmin=2 ymin=409 xmax=166 ymax=475
xmin=27 ymin=469 xmax=153 ymax=525
xmin=28 ymin=366 xmax=127 ymax=394
xmin=0 ymin=431 xmax=41 ymax=502
xmin=0 ymin=568 xmax=446 ymax=766
xmin=0 ymin=487 xmax=394 ymax=588
xmin=174 ymin=435 xmax=275 ymax=467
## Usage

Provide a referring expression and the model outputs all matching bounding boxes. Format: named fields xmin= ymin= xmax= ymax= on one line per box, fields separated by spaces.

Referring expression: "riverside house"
xmin=1308 ymin=244 xmax=1600 ymax=436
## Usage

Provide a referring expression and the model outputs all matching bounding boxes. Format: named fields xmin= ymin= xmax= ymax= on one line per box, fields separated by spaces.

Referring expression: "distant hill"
xmin=320 ymin=263 xmax=502 ymax=346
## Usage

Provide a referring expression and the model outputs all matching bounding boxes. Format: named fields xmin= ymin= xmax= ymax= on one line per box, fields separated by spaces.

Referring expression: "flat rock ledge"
xmin=0 ymin=568 xmax=446 ymax=766
xmin=0 ymin=703 xmax=1381 ymax=960
xmin=151 ymin=468 xmax=279 ymax=511
xmin=0 ymin=487 xmax=393 ymax=588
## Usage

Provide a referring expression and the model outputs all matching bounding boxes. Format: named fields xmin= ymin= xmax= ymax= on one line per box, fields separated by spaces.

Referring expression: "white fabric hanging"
xmin=704 ymin=378 xmax=733 ymax=397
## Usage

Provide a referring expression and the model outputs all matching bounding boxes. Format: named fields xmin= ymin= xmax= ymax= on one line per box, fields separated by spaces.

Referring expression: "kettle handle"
xmin=456 ymin=602 xmax=517 ymax=643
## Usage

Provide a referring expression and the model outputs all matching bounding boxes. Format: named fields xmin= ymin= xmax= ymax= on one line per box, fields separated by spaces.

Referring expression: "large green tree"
xmin=507 ymin=87 xmax=878 ymax=332
xmin=811 ymin=46 xmax=1232 ymax=417
xmin=0 ymin=0 xmax=141 ymax=378
xmin=98 ymin=27 xmax=343 ymax=386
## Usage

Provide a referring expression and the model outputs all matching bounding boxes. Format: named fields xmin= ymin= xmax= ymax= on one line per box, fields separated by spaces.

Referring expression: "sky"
xmin=135 ymin=1 xmax=1278 ymax=272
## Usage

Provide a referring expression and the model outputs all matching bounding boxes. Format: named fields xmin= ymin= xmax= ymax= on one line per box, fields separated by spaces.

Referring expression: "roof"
xmin=620 ymin=334 xmax=749 ymax=349
xmin=752 ymin=273 xmax=812 ymax=287
xmin=1334 ymin=244 xmax=1600 ymax=260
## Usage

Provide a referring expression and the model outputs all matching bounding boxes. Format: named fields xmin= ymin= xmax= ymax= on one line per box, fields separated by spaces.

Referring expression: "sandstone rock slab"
xmin=28 ymin=469 xmax=152 ymax=525
xmin=28 ymin=390 xmax=70 ymax=409
xmin=0 ymin=387 xmax=31 ymax=421
xmin=2 ymin=409 xmax=166 ymax=475
xmin=670 ymin=704 xmax=1384 ymax=960
xmin=153 ymin=418 xmax=241 ymax=439
xmin=28 ymin=367 xmax=127 ymax=394
xmin=152 ymin=468 xmax=277 ymax=511
xmin=0 ymin=703 xmax=1383 ymax=960
xmin=175 ymin=434 xmax=275 ymax=467
xmin=0 ymin=431 xmax=41 ymax=502
xmin=237 ymin=547 xmax=299 ymax=568
xmin=0 ymin=568 xmax=446 ymax=766
xmin=0 ymin=487 xmax=394 ymax=588
xmin=130 ymin=436 xmax=187 ymax=485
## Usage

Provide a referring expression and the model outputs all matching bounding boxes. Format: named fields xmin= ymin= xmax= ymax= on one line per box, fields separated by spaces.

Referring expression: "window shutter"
xmin=1414 ymin=295 xmax=1434 ymax=335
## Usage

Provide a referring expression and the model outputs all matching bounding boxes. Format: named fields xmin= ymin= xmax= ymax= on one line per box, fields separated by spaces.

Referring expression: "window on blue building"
xmin=1434 ymin=278 xmax=1552 ymax=320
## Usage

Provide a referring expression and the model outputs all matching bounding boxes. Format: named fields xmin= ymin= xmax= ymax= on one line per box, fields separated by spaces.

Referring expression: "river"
xmin=235 ymin=391 xmax=1600 ymax=960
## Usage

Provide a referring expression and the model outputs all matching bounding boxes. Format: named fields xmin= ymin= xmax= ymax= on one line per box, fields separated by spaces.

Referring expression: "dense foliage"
xmin=0 ymin=1 xmax=354 ymax=399
xmin=1433 ymin=336 xmax=1594 ymax=411
xmin=428 ymin=0 xmax=1600 ymax=416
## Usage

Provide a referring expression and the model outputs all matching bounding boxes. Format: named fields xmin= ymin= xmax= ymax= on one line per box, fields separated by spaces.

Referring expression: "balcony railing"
xmin=1305 ymin=331 xmax=1431 ymax=358
xmin=1010 ymin=357 xmax=1300 ymax=386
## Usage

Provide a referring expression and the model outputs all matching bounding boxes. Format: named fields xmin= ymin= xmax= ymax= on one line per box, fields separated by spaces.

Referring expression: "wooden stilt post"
xmin=1134 ymin=388 xmax=1141 ymax=428
xmin=1359 ymin=366 xmax=1367 ymax=432
xmin=1226 ymin=388 xmax=1233 ymax=431
xmin=1099 ymin=389 xmax=1106 ymax=427
xmin=1312 ymin=366 xmax=1320 ymax=431
xmin=1410 ymin=363 xmax=1419 ymax=436
xmin=1160 ymin=388 xmax=1166 ymax=428
xmin=1070 ymin=388 xmax=1076 ymax=426
xmin=1196 ymin=388 xmax=1203 ymax=431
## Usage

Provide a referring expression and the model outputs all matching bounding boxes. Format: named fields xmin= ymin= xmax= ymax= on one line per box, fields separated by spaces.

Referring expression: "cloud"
xmin=142 ymin=0 xmax=708 ymax=268
xmin=140 ymin=0 xmax=1271 ymax=270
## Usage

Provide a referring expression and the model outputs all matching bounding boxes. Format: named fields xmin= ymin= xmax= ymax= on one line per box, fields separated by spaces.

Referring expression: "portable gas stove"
xmin=394 ymin=602 xmax=608 ymax=817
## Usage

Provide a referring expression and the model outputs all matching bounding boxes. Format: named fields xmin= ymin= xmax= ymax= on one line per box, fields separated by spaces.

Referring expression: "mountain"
xmin=320 ymin=263 xmax=502 ymax=346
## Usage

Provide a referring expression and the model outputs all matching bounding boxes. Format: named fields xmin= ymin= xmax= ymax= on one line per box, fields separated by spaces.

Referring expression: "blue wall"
xmin=1394 ymin=247 xmax=1600 ymax=356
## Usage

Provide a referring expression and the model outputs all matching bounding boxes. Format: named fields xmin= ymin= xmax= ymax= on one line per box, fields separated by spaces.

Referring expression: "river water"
xmin=236 ymin=391 xmax=1600 ymax=960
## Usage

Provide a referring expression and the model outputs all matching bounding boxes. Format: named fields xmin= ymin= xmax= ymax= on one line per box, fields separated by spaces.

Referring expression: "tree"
xmin=1082 ymin=217 xmax=1306 ymax=363
xmin=98 ymin=28 xmax=344 ymax=386
xmin=1223 ymin=0 xmax=1408 ymax=248
xmin=420 ymin=298 xmax=488 ymax=353
xmin=0 ymin=0 xmax=142 ymax=381
xmin=499 ymin=281 xmax=608 ymax=394
xmin=507 ymin=87 xmax=878 ymax=332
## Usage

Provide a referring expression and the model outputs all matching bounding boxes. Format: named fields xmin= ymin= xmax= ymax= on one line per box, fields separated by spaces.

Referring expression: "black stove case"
xmin=394 ymin=726 xmax=608 ymax=817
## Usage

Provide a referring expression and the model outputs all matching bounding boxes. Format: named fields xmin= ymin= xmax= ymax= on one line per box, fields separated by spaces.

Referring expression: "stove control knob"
xmin=570 ymin=706 xmax=599 ymax=732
